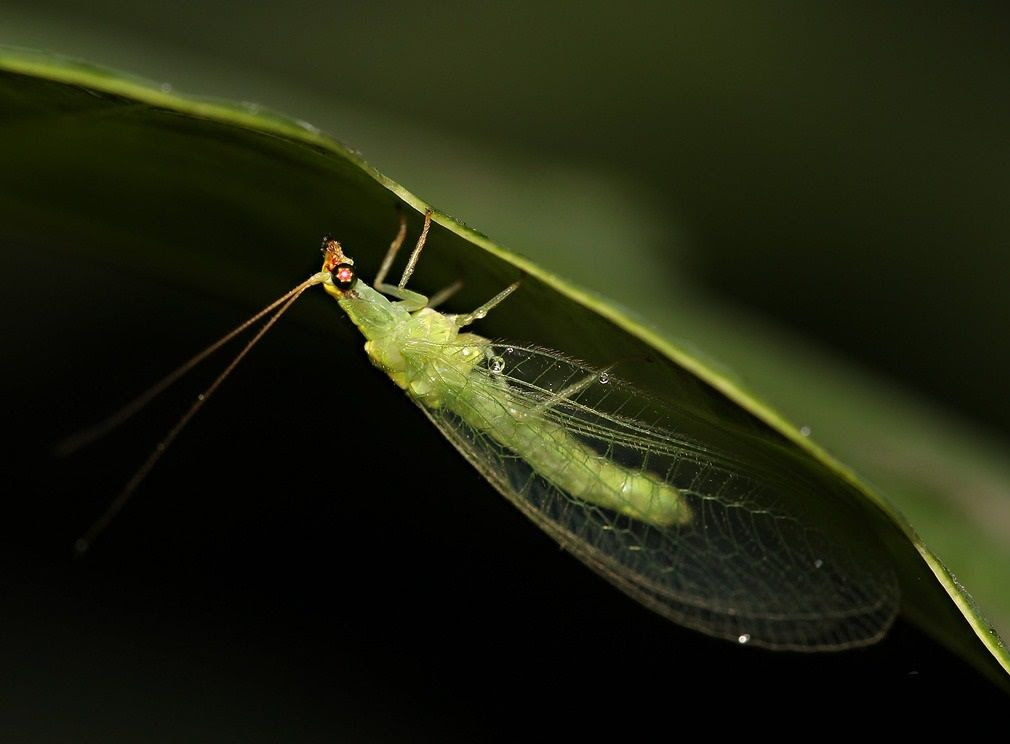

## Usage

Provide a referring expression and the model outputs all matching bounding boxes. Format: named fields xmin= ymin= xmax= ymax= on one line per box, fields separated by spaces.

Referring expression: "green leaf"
xmin=2 ymin=48 xmax=1007 ymax=701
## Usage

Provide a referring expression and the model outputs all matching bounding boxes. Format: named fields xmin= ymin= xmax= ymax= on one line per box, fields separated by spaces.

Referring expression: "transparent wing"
xmin=411 ymin=342 xmax=899 ymax=651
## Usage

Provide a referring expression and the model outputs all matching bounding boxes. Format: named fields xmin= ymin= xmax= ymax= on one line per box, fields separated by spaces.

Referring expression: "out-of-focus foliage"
xmin=1 ymin=52 xmax=1008 ymax=693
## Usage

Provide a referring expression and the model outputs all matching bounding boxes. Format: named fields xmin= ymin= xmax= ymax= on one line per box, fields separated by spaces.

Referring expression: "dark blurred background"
xmin=3 ymin=2 xmax=1010 ymax=735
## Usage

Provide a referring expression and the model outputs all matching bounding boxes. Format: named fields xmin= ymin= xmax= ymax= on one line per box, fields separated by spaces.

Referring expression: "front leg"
xmin=374 ymin=282 xmax=429 ymax=312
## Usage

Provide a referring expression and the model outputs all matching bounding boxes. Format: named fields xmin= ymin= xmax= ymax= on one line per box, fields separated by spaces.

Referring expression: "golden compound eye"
xmin=332 ymin=262 xmax=357 ymax=291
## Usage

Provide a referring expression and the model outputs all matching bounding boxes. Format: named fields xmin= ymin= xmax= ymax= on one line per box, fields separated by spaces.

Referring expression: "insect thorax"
xmin=362 ymin=307 xmax=491 ymax=408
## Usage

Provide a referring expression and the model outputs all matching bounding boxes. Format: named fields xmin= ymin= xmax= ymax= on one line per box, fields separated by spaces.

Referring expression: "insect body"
xmin=321 ymin=239 xmax=690 ymax=529
xmin=316 ymin=212 xmax=898 ymax=651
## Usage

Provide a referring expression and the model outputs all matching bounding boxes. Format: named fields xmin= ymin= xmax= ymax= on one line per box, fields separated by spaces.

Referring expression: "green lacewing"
xmin=76 ymin=210 xmax=898 ymax=651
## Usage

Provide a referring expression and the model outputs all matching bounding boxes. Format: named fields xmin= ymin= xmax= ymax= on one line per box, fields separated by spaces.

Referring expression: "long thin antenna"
xmin=74 ymin=272 xmax=327 ymax=554
xmin=56 ymin=275 xmax=325 ymax=457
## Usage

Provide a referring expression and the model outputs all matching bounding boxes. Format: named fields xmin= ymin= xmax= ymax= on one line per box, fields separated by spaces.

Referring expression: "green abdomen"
xmin=443 ymin=369 xmax=691 ymax=528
